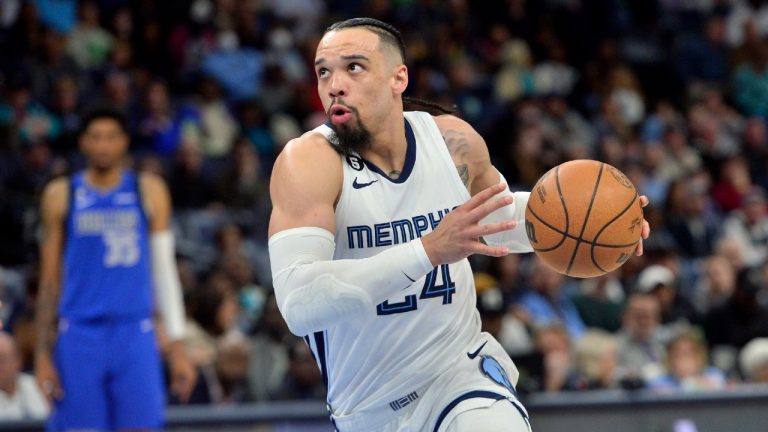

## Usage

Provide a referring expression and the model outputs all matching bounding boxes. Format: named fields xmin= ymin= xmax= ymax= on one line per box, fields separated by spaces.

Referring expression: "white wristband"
xmin=151 ymin=230 xmax=186 ymax=340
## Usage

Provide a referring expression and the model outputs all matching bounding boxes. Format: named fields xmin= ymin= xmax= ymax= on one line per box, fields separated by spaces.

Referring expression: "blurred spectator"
xmin=272 ymin=338 xmax=326 ymax=401
xmin=28 ymin=27 xmax=84 ymax=104
xmin=475 ymin=273 xmax=533 ymax=356
xmin=248 ymin=293 xmax=292 ymax=402
xmin=215 ymin=137 xmax=267 ymax=210
xmin=647 ymin=330 xmax=727 ymax=392
xmin=193 ymin=76 xmax=238 ymax=158
xmin=731 ymin=36 xmax=768 ymax=116
xmin=712 ymin=156 xmax=755 ymax=213
xmin=616 ymin=293 xmax=666 ymax=384
xmin=739 ymin=337 xmax=768 ymax=382
xmin=533 ymin=324 xmax=574 ymax=393
xmin=65 ymin=0 xmax=113 ymax=70
xmin=704 ymin=266 xmax=768 ymax=349
xmin=516 ymin=258 xmax=586 ymax=341
xmin=0 ymin=332 xmax=48 ymax=419
xmin=567 ymin=329 xmax=620 ymax=391
xmin=665 ymin=174 xmax=720 ymax=259
xmin=169 ymin=140 xmax=219 ymax=210
xmin=635 ymin=264 xmax=701 ymax=327
xmin=719 ymin=185 xmax=768 ymax=267
xmin=693 ymin=255 xmax=737 ymax=315
xmin=673 ymin=13 xmax=730 ymax=88
xmin=137 ymin=80 xmax=202 ymax=156
xmin=209 ymin=336 xmax=250 ymax=404
xmin=0 ymin=75 xmax=61 ymax=145
xmin=571 ymin=272 xmax=624 ymax=332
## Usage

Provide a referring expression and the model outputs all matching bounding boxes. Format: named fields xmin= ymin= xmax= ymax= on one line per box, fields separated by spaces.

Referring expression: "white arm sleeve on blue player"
xmin=151 ymin=230 xmax=186 ymax=340
xmin=269 ymin=227 xmax=434 ymax=336
xmin=480 ymin=171 xmax=534 ymax=253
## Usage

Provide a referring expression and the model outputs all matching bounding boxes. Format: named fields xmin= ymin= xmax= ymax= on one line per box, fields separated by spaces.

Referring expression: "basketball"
xmin=524 ymin=160 xmax=644 ymax=278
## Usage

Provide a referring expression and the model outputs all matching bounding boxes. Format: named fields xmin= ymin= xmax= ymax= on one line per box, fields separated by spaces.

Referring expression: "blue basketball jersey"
xmin=61 ymin=170 xmax=154 ymax=321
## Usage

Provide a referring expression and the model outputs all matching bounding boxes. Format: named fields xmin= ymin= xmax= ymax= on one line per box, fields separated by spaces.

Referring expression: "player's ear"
xmin=392 ymin=64 xmax=408 ymax=95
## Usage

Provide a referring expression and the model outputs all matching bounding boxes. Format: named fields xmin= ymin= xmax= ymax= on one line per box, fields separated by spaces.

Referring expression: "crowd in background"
xmin=3 ymin=0 xmax=768 ymax=420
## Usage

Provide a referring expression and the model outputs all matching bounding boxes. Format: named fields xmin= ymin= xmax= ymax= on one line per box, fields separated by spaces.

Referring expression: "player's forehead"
xmin=315 ymin=28 xmax=382 ymax=63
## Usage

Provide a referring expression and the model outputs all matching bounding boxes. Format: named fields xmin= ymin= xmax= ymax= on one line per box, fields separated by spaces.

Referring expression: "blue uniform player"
xmin=35 ymin=107 xmax=196 ymax=431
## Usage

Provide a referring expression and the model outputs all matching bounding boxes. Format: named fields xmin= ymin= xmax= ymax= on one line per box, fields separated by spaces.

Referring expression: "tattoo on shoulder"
xmin=442 ymin=129 xmax=471 ymax=187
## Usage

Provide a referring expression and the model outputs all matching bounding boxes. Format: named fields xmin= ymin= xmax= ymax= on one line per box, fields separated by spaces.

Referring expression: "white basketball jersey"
xmin=307 ymin=111 xmax=483 ymax=417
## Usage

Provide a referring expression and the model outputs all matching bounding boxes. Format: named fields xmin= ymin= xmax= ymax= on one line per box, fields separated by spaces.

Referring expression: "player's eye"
xmin=348 ymin=63 xmax=363 ymax=73
xmin=317 ymin=67 xmax=329 ymax=78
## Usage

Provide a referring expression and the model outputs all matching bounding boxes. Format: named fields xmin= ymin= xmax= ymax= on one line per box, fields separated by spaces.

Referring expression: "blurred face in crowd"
xmin=622 ymin=294 xmax=660 ymax=341
xmin=667 ymin=335 xmax=706 ymax=380
xmin=80 ymin=118 xmax=129 ymax=171
xmin=315 ymin=27 xmax=408 ymax=153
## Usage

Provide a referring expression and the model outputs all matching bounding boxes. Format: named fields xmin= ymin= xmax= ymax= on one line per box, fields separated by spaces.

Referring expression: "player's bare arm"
xmin=268 ymin=133 xmax=343 ymax=236
xmin=140 ymin=173 xmax=197 ymax=402
xmin=35 ymin=177 xmax=68 ymax=401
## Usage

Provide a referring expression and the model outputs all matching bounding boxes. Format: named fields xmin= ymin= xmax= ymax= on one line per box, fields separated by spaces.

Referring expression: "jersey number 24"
xmin=376 ymin=264 xmax=455 ymax=315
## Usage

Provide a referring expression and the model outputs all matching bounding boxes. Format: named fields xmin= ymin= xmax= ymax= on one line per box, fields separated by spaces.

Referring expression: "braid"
xmin=403 ymin=96 xmax=458 ymax=116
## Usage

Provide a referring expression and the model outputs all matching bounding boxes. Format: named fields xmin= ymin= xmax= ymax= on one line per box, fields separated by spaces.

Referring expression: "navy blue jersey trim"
xmin=313 ymin=331 xmax=329 ymax=388
xmin=432 ymin=390 xmax=517 ymax=432
xmin=361 ymin=118 xmax=416 ymax=184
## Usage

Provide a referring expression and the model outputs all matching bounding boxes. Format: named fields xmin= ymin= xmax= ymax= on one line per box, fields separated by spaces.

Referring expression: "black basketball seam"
xmin=565 ymin=162 xmax=603 ymax=275
xmin=528 ymin=206 xmax=640 ymax=249
xmin=527 ymin=208 xmax=569 ymax=252
xmin=589 ymin=192 xmax=640 ymax=273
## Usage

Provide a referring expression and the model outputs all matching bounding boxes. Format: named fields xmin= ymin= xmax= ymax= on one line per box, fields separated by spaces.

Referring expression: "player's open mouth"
xmin=330 ymin=104 xmax=353 ymax=125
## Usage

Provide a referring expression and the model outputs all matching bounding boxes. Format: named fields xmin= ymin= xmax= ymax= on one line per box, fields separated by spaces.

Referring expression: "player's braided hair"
xmin=325 ymin=18 xmax=458 ymax=116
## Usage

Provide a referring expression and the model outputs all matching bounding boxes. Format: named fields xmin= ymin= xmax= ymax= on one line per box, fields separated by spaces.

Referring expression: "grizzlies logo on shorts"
xmin=479 ymin=355 xmax=518 ymax=397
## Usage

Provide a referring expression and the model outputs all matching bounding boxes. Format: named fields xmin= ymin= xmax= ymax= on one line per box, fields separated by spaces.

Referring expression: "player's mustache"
xmin=327 ymin=99 xmax=358 ymax=117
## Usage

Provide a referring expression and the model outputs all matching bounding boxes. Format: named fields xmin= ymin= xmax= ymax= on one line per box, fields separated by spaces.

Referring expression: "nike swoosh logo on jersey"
xmin=352 ymin=178 xmax=378 ymax=189
xmin=467 ymin=341 xmax=488 ymax=359
xmin=402 ymin=271 xmax=416 ymax=283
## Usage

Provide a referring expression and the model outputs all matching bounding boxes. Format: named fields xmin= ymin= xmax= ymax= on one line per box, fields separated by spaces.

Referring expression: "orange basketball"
xmin=524 ymin=160 xmax=643 ymax=278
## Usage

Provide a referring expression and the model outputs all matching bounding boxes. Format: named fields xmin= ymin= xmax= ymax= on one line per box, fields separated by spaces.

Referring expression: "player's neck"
xmin=85 ymin=166 xmax=124 ymax=190
xmin=362 ymin=113 xmax=407 ymax=176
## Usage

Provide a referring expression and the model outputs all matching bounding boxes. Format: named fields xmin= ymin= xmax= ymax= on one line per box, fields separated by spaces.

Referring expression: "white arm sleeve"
xmin=269 ymin=227 xmax=434 ymax=336
xmin=480 ymin=171 xmax=534 ymax=253
xmin=151 ymin=230 xmax=186 ymax=340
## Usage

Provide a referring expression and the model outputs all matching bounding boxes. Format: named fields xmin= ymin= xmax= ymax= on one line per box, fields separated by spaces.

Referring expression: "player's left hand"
xmin=634 ymin=195 xmax=651 ymax=256
xmin=168 ymin=341 xmax=197 ymax=403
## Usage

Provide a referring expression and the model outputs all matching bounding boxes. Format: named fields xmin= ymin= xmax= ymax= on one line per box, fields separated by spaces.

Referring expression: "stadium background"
xmin=2 ymin=0 xmax=768 ymax=431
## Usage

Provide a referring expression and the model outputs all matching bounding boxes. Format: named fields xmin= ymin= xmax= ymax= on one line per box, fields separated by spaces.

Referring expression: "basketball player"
xmin=269 ymin=17 xmax=648 ymax=431
xmin=34 ymin=107 xmax=196 ymax=430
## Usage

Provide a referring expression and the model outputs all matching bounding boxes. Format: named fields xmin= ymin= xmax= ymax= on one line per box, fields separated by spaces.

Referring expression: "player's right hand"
xmin=35 ymin=353 xmax=63 ymax=402
xmin=422 ymin=182 xmax=516 ymax=265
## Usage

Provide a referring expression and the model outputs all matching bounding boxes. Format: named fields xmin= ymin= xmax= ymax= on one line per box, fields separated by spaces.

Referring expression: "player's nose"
xmin=328 ymin=74 xmax=347 ymax=98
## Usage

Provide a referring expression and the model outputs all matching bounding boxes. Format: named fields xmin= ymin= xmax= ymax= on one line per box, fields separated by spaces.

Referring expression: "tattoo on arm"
xmin=442 ymin=129 xmax=470 ymax=187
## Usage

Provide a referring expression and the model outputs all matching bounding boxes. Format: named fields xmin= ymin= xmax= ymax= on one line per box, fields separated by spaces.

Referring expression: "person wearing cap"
xmin=635 ymin=264 xmax=701 ymax=327
xmin=720 ymin=185 xmax=768 ymax=267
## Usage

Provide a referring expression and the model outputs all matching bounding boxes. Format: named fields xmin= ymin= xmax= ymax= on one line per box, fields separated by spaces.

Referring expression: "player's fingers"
xmin=467 ymin=194 xmax=513 ymax=222
xmin=641 ymin=220 xmax=650 ymax=239
xmin=472 ymin=242 xmax=510 ymax=257
xmin=468 ymin=220 xmax=516 ymax=238
xmin=463 ymin=182 xmax=507 ymax=212
xmin=635 ymin=239 xmax=644 ymax=256
xmin=639 ymin=195 xmax=649 ymax=207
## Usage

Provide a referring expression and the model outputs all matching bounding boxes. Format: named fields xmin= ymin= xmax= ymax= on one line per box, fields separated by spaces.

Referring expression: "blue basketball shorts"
xmin=47 ymin=317 xmax=165 ymax=431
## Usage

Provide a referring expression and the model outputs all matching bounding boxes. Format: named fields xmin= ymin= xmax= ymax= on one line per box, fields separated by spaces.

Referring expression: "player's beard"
xmin=328 ymin=104 xmax=372 ymax=155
